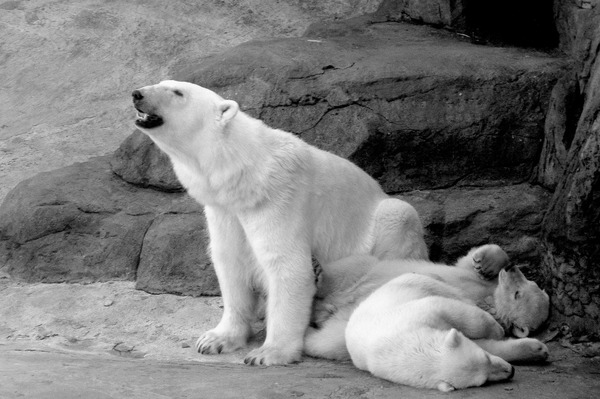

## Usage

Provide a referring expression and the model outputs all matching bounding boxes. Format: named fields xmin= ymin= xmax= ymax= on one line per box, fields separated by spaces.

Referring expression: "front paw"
xmin=471 ymin=244 xmax=509 ymax=280
xmin=515 ymin=338 xmax=549 ymax=362
xmin=244 ymin=344 xmax=301 ymax=366
xmin=195 ymin=329 xmax=247 ymax=355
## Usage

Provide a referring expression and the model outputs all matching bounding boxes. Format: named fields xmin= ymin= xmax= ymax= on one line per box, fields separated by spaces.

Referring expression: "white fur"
xmin=346 ymin=273 xmax=516 ymax=391
xmin=305 ymin=245 xmax=550 ymax=365
xmin=133 ymin=80 xmax=428 ymax=365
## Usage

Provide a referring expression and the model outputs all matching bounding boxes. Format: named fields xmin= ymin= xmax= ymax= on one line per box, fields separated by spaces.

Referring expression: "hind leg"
xmin=455 ymin=244 xmax=509 ymax=280
xmin=474 ymin=338 xmax=549 ymax=362
xmin=371 ymin=198 xmax=428 ymax=261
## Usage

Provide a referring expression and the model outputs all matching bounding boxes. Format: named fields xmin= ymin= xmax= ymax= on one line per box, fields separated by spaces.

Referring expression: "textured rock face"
xmin=182 ymin=20 xmax=561 ymax=193
xmin=111 ymin=130 xmax=182 ymax=192
xmin=0 ymin=17 xmax=562 ymax=300
xmin=410 ymin=185 xmax=551 ymax=272
xmin=538 ymin=1 xmax=600 ymax=335
xmin=118 ymin=19 xmax=562 ymax=193
xmin=0 ymin=157 xmax=211 ymax=294
xmin=374 ymin=0 xmax=557 ymax=48
xmin=0 ymin=155 xmax=549 ymax=296
xmin=137 ymin=213 xmax=218 ymax=296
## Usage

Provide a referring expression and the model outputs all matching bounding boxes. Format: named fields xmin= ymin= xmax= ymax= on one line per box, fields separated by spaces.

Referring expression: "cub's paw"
xmin=244 ymin=344 xmax=301 ymax=366
xmin=471 ymin=244 xmax=509 ymax=280
xmin=514 ymin=338 xmax=549 ymax=362
xmin=487 ymin=320 xmax=506 ymax=340
xmin=195 ymin=329 xmax=247 ymax=355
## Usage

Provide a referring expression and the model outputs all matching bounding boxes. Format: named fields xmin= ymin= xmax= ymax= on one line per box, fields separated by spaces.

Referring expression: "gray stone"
xmin=374 ymin=0 xmax=461 ymax=26
xmin=372 ymin=0 xmax=557 ymax=48
xmin=402 ymin=184 xmax=550 ymax=276
xmin=115 ymin=19 xmax=563 ymax=192
xmin=111 ymin=130 xmax=182 ymax=192
xmin=136 ymin=213 xmax=219 ymax=297
xmin=539 ymin=1 xmax=600 ymax=335
xmin=0 ymin=156 xmax=213 ymax=294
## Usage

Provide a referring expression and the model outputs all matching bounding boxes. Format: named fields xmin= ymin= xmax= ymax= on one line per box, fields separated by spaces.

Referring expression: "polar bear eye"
xmin=173 ymin=89 xmax=183 ymax=97
xmin=514 ymin=291 xmax=521 ymax=300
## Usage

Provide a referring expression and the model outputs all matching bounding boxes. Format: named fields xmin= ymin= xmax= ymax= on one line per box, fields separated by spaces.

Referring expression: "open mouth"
xmin=135 ymin=109 xmax=164 ymax=129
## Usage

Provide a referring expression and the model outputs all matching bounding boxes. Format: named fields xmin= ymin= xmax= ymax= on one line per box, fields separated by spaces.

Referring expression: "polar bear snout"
xmin=132 ymin=89 xmax=143 ymax=100
xmin=132 ymin=87 xmax=164 ymax=129
xmin=508 ymin=365 xmax=515 ymax=380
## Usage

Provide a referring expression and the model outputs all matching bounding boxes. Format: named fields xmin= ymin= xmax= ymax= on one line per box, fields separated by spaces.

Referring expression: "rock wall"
xmin=0 ymin=18 xmax=563 ymax=297
xmin=374 ymin=0 xmax=558 ymax=48
xmin=537 ymin=0 xmax=600 ymax=335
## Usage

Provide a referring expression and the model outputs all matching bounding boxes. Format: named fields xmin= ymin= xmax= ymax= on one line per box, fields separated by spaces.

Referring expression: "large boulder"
xmin=116 ymin=19 xmax=563 ymax=193
xmin=111 ymin=130 xmax=182 ymax=191
xmin=409 ymin=184 xmax=551 ymax=274
xmin=0 ymin=156 xmax=218 ymax=296
xmin=136 ymin=212 xmax=218 ymax=296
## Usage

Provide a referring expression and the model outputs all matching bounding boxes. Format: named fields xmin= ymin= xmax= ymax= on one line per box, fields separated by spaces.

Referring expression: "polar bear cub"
xmin=346 ymin=273 xmax=516 ymax=392
xmin=132 ymin=80 xmax=428 ymax=366
xmin=305 ymin=244 xmax=549 ymax=362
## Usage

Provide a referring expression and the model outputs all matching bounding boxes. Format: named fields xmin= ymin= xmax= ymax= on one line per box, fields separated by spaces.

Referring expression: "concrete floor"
xmin=2 ymin=341 xmax=600 ymax=399
xmin=1 ymin=281 xmax=599 ymax=399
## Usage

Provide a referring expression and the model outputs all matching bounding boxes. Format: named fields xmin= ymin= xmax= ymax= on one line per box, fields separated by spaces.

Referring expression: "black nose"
xmin=132 ymin=90 xmax=143 ymax=100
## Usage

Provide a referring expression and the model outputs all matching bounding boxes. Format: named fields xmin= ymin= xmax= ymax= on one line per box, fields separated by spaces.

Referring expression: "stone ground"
xmin=2 ymin=1 xmax=600 ymax=398
xmin=1 ymin=277 xmax=600 ymax=399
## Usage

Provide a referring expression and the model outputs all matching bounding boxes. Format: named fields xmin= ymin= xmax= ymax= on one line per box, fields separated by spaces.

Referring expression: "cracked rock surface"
xmin=122 ymin=17 xmax=564 ymax=192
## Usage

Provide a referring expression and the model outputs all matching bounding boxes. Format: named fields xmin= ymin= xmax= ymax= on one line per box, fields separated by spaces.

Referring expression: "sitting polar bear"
xmin=305 ymin=245 xmax=550 ymax=364
xmin=132 ymin=80 xmax=428 ymax=365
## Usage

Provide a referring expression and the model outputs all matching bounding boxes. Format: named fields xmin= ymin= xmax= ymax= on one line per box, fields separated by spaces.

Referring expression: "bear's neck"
xmin=173 ymin=112 xmax=308 ymax=211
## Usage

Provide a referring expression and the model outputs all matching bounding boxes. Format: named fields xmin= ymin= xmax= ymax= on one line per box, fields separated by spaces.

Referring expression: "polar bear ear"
xmin=217 ymin=100 xmax=239 ymax=124
xmin=444 ymin=328 xmax=462 ymax=348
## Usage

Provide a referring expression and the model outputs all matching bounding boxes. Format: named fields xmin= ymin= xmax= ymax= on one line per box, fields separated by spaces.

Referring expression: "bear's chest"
xmin=172 ymin=159 xmax=266 ymax=210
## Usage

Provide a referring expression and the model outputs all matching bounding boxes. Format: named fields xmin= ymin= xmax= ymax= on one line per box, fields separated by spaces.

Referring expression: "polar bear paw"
xmin=195 ymin=329 xmax=247 ymax=355
xmin=471 ymin=244 xmax=510 ymax=280
xmin=244 ymin=344 xmax=302 ymax=366
xmin=514 ymin=338 xmax=549 ymax=362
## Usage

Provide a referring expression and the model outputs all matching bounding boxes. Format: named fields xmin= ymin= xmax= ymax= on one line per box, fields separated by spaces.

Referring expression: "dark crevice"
xmin=133 ymin=217 xmax=156 ymax=281
xmin=563 ymin=81 xmax=585 ymax=151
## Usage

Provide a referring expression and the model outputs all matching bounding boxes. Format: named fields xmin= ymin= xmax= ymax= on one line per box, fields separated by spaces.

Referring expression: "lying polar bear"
xmin=347 ymin=274 xmax=517 ymax=391
xmin=307 ymin=245 xmax=550 ymax=391
xmin=305 ymin=244 xmax=550 ymax=361
xmin=132 ymin=80 xmax=428 ymax=365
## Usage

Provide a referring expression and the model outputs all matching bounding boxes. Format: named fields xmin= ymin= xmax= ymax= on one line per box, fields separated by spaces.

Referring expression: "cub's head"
xmin=494 ymin=266 xmax=550 ymax=337
xmin=436 ymin=329 xmax=514 ymax=392
xmin=131 ymin=80 xmax=239 ymax=148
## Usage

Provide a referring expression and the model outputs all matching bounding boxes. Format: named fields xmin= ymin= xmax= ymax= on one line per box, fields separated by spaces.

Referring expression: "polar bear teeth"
xmin=137 ymin=112 xmax=148 ymax=121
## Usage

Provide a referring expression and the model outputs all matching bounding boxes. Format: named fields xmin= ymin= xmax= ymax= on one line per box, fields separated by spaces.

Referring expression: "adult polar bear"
xmin=132 ymin=80 xmax=428 ymax=365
